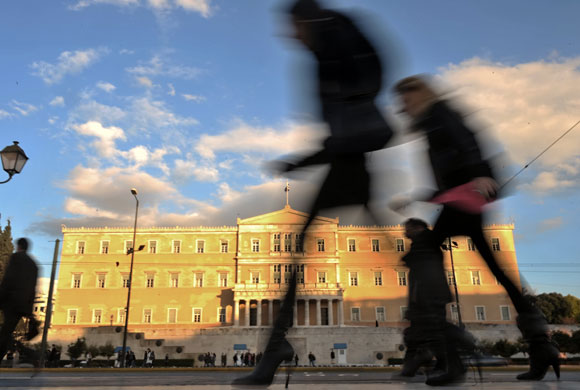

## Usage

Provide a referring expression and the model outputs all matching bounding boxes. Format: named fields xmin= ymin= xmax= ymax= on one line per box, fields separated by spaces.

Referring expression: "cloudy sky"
xmin=1 ymin=0 xmax=579 ymax=296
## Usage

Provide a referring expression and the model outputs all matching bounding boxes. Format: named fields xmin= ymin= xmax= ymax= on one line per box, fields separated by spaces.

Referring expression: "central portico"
xmin=233 ymin=205 xmax=345 ymax=327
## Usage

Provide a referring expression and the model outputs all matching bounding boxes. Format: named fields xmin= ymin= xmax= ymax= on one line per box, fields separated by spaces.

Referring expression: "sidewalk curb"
xmin=1 ymin=365 xmax=579 ymax=373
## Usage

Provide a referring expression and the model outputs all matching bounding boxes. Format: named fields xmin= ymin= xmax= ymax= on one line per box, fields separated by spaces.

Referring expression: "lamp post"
xmin=442 ymin=238 xmax=462 ymax=328
xmin=120 ymin=188 xmax=139 ymax=368
xmin=0 ymin=141 xmax=28 ymax=184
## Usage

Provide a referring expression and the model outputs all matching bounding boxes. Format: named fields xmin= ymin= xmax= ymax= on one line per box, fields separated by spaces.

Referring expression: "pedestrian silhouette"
xmin=233 ymin=0 xmax=394 ymax=385
xmin=0 ymin=238 xmax=38 ymax=364
xmin=392 ymin=75 xmax=560 ymax=384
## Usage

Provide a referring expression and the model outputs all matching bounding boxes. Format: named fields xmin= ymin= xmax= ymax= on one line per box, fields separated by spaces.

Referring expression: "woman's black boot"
xmin=516 ymin=312 xmax=561 ymax=381
xmin=232 ymin=274 xmax=297 ymax=387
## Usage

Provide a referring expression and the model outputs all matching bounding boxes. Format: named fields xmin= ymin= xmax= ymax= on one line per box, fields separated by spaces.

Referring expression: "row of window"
xmin=67 ymin=304 xmax=511 ymax=325
xmin=77 ymin=237 xmax=502 ymax=255
xmin=70 ymin=268 xmax=496 ymax=289
xmin=67 ymin=307 xmax=225 ymax=325
xmin=351 ymin=304 xmax=511 ymax=322
xmin=71 ymin=272 xmax=229 ymax=289
xmin=76 ymin=240 xmax=230 ymax=255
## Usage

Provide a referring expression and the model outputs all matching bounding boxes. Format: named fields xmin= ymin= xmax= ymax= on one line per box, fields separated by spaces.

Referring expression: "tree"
xmin=87 ymin=344 xmax=100 ymax=358
xmin=515 ymin=337 xmax=529 ymax=356
xmin=0 ymin=219 xmax=14 ymax=282
xmin=570 ymin=330 xmax=580 ymax=354
xmin=492 ymin=339 xmax=518 ymax=358
xmin=477 ymin=340 xmax=496 ymax=355
xmin=564 ymin=295 xmax=580 ymax=323
xmin=534 ymin=293 xmax=573 ymax=324
xmin=99 ymin=343 xmax=115 ymax=360
xmin=551 ymin=330 xmax=572 ymax=353
xmin=67 ymin=338 xmax=87 ymax=361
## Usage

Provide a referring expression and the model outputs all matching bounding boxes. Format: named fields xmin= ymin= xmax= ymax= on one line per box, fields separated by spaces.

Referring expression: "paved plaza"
xmin=0 ymin=368 xmax=575 ymax=389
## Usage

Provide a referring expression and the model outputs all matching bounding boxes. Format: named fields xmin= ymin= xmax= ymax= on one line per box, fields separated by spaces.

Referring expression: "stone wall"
xmin=45 ymin=323 xmax=580 ymax=365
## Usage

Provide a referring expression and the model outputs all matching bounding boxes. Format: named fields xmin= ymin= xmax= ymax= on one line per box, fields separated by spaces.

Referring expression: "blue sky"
xmin=1 ymin=0 xmax=579 ymax=296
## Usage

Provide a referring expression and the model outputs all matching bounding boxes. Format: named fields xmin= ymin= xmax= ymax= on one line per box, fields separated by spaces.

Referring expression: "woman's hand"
xmin=472 ymin=177 xmax=499 ymax=199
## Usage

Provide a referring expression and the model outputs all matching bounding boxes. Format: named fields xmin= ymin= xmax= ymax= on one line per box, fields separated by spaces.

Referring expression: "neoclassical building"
xmin=49 ymin=205 xmax=521 ymax=362
xmin=52 ymin=205 xmax=519 ymax=329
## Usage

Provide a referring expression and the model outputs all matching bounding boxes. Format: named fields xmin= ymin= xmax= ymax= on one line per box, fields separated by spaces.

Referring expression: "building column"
xmin=293 ymin=299 xmax=298 ymax=327
xmin=328 ymin=299 xmax=334 ymax=326
xmin=245 ymin=299 xmax=250 ymax=327
xmin=304 ymin=299 xmax=310 ymax=326
xmin=234 ymin=300 xmax=240 ymax=327
xmin=316 ymin=299 xmax=321 ymax=326
xmin=338 ymin=299 xmax=344 ymax=326
xmin=268 ymin=299 xmax=274 ymax=326
xmin=257 ymin=299 xmax=262 ymax=327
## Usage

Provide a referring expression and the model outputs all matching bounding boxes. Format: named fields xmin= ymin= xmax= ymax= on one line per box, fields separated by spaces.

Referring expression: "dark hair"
xmin=17 ymin=237 xmax=29 ymax=251
xmin=287 ymin=0 xmax=322 ymax=19
xmin=403 ymin=218 xmax=428 ymax=230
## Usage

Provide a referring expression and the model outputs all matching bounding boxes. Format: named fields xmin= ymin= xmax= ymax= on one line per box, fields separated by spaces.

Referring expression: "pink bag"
xmin=430 ymin=182 xmax=493 ymax=214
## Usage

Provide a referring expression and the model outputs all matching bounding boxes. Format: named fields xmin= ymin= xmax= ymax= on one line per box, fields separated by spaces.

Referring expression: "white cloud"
xmin=70 ymin=0 xmax=212 ymax=18
xmin=167 ymin=83 xmax=176 ymax=96
xmin=537 ymin=216 xmax=564 ymax=234
xmin=216 ymin=182 xmax=240 ymax=202
xmin=521 ymin=171 xmax=575 ymax=194
xmin=69 ymin=99 xmax=126 ymax=124
xmin=174 ymin=0 xmax=211 ymax=17
xmin=136 ymin=76 xmax=155 ymax=88
xmin=72 ymin=121 xmax=126 ymax=158
xmin=195 ymin=121 xmax=324 ymax=160
xmin=96 ymin=81 xmax=116 ymax=92
xmin=49 ymin=96 xmax=65 ymax=107
xmin=0 ymin=109 xmax=13 ymax=119
xmin=173 ymin=158 xmax=197 ymax=182
xmin=126 ymin=55 xmax=201 ymax=80
xmin=438 ymin=56 xmax=580 ymax=194
xmin=119 ymin=48 xmax=135 ymax=55
xmin=65 ymin=197 xmax=121 ymax=219
xmin=48 ymin=116 xmax=59 ymax=125
xmin=122 ymin=144 xmax=179 ymax=174
xmin=193 ymin=165 xmax=219 ymax=182
xmin=31 ymin=47 xmax=108 ymax=84
xmin=131 ymin=96 xmax=199 ymax=130
xmin=182 ymin=93 xmax=206 ymax=102
xmin=10 ymin=100 xmax=38 ymax=116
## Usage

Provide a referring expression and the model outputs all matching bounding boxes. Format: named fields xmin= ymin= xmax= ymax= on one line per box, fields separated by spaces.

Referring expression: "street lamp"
xmin=441 ymin=238 xmax=462 ymax=327
xmin=0 ymin=141 xmax=28 ymax=184
xmin=121 ymin=188 xmax=139 ymax=368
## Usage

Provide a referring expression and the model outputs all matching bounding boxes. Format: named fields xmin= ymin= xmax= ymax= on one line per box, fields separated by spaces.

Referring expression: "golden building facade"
xmin=52 ymin=206 xmax=520 ymax=334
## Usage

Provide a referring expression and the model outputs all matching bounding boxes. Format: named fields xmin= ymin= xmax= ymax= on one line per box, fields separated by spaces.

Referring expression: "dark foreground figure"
xmin=393 ymin=75 xmax=560 ymax=384
xmin=0 ymin=238 xmax=39 ymax=365
xmin=399 ymin=219 xmax=478 ymax=384
xmin=232 ymin=0 xmax=393 ymax=386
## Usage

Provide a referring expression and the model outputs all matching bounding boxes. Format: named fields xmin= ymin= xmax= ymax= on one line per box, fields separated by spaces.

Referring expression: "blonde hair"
xmin=393 ymin=75 xmax=440 ymax=118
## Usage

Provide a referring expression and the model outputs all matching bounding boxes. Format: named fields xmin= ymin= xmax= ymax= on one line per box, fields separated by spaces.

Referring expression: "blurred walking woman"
xmin=393 ymin=75 xmax=559 ymax=385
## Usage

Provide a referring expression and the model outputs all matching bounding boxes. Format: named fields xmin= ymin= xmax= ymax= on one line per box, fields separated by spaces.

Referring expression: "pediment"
xmin=238 ymin=206 xmax=338 ymax=226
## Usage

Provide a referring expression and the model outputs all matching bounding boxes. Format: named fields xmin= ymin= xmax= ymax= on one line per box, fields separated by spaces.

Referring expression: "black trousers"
xmin=0 ymin=310 xmax=22 ymax=362
xmin=432 ymin=206 xmax=534 ymax=314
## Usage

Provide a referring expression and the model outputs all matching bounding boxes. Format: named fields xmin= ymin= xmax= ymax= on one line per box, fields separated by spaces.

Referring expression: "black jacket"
xmin=402 ymin=230 xmax=452 ymax=308
xmin=415 ymin=100 xmax=494 ymax=195
xmin=0 ymin=251 xmax=38 ymax=316
xmin=288 ymin=8 xmax=392 ymax=209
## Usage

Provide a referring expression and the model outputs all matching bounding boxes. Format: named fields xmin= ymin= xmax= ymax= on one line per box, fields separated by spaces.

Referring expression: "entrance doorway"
xmin=321 ymin=308 xmax=329 ymax=325
xmin=249 ymin=304 xmax=257 ymax=326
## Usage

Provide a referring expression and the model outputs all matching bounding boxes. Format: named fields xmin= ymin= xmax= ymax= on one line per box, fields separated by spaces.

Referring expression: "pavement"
xmin=0 ymin=367 xmax=576 ymax=389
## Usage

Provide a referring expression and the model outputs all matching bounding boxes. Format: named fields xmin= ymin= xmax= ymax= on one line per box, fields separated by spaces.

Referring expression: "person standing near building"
xmin=0 ymin=238 xmax=38 ymax=364
xmin=308 ymin=352 xmax=316 ymax=367
xmin=392 ymin=75 xmax=560 ymax=384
